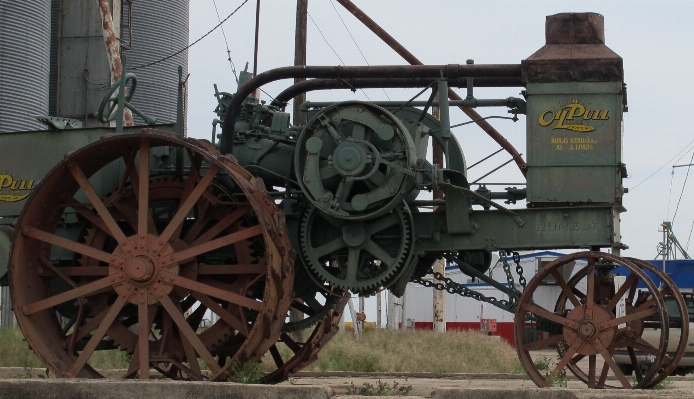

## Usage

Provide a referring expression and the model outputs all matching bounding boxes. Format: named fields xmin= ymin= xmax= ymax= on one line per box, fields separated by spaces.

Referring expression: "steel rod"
xmin=335 ymin=0 xmax=526 ymax=176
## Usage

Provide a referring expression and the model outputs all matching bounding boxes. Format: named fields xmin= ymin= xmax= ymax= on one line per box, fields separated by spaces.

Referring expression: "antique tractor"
xmin=0 ymin=13 xmax=687 ymax=388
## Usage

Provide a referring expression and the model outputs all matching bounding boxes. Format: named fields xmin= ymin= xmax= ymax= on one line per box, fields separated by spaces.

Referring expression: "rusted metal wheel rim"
xmin=514 ymin=251 xmax=668 ymax=389
xmin=263 ymin=293 xmax=349 ymax=383
xmin=622 ymin=258 xmax=687 ymax=388
xmin=553 ymin=256 xmax=677 ymax=388
xmin=10 ymin=130 xmax=294 ymax=380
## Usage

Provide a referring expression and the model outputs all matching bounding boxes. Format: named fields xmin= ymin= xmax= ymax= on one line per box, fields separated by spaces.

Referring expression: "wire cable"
xmin=671 ymin=150 xmax=694 ymax=226
xmin=212 ymin=0 xmax=239 ymax=83
xmin=631 ymin=140 xmax=694 ymax=191
xmin=307 ymin=11 xmax=370 ymax=101
xmin=329 ymin=0 xmax=390 ymax=100
xmin=130 ymin=0 xmax=249 ymax=71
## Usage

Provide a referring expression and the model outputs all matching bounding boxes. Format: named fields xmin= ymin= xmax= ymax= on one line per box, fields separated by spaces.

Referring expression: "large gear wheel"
xmin=300 ymin=203 xmax=414 ymax=293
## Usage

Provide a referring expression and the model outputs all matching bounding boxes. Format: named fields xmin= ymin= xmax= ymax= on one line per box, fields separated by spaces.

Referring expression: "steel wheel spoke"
xmin=69 ymin=293 xmax=130 ymax=377
xmin=39 ymin=256 xmax=77 ymax=288
xmin=363 ymin=240 xmax=395 ymax=267
xmin=155 ymin=286 xmax=222 ymax=374
xmin=192 ymin=292 xmax=249 ymax=336
xmin=337 ymin=178 xmax=354 ymax=202
xmin=553 ymin=340 xmax=580 ymax=376
xmin=137 ymin=291 xmax=150 ymax=379
xmin=137 ymin=140 xmax=150 ymax=248
xmin=157 ymin=163 xmax=221 ymax=248
xmin=594 ymin=340 xmax=631 ymax=388
xmin=588 ymin=355 xmax=596 ymax=389
xmin=628 ymin=347 xmax=643 ymax=382
xmin=606 ymin=273 xmax=639 ymax=310
xmin=345 ymin=247 xmax=361 ymax=283
xmin=165 ymin=273 xmax=262 ymax=311
xmin=55 ymin=267 xmax=110 ymax=276
xmin=67 ymin=162 xmax=134 ymax=253
xmin=23 ymin=275 xmax=118 ymax=315
xmin=168 ymin=224 xmax=262 ymax=265
xmin=23 ymin=226 xmax=121 ymax=265
xmin=313 ymin=237 xmax=347 ymax=258
xmin=598 ymin=307 xmax=657 ymax=330
xmin=520 ymin=303 xmax=579 ymax=329
xmin=585 ymin=259 xmax=595 ymax=319
xmin=551 ymin=269 xmax=580 ymax=308
xmin=365 ymin=213 xmax=399 ymax=235
xmin=269 ymin=345 xmax=285 ymax=367
xmin=291 ymin=300 xmax=316 ymax=316
xmin=598 ymin=361 xmax=609 ymax=388
xmin=187 ymin=206 xmax=249 ymax=245
xmin=280 ymin=333 xmax=303 ymax=353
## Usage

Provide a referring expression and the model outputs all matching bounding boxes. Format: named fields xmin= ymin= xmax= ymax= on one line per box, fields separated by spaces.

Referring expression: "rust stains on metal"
xmin=97 ymin=0 xmax=134 ymax=126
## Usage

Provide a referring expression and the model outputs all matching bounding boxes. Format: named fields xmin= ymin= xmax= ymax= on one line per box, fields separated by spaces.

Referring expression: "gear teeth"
xmin=300 ymin=203 xmax=414 ymax=293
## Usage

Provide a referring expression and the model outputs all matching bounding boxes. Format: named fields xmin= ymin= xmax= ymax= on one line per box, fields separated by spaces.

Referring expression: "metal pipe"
xmin=220 ymin=64 xmax=521 ymax=154
xmin=335 ymin=0 xmax=526 ymax=176
xmin=302 ymin=98 xmax=526 ymax=111
xmin=271 ymin=77 xmax=523 ymax=107
xmin=438 ymin=80 xmax=451 ymax=167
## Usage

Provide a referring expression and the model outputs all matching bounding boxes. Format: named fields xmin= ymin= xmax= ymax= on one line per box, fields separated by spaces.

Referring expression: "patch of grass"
xmin=653 ymin=376 xmax=672 ymax=390
xmin=345 ymin=379 xmax=413 ymax=396
xmin=263 ymin=329 xmax=520 ymax=374
xmin=0 ymin=328 xmax=43 ymax=369
xmin=229 ymin=360 xmax=263 ymax=384
xmin=534 ymin=356 xmax=566 ymax=387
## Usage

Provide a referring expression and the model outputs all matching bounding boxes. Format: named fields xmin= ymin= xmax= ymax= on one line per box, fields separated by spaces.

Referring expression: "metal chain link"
xmin=412 ymin=250 xmax=529 ymax=314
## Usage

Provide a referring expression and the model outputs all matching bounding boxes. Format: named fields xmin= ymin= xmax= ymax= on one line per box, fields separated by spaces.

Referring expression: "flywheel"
xmin=295 ymin=101 xmax=416 ymax=220
xmin=10 ymin=130 xmax=294 ymax=380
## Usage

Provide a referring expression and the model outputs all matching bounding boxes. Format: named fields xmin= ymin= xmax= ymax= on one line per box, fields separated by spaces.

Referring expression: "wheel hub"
xmin=126 ymin=256 xmax=155 ymax=281
xmin=333 ymin=142 xmax=367 ymax=176
xmin=342 ymin=224 xmax=366 ymax=247
xmin=110 ymin=234 xmax=181 ymax=305
xmin=563 ymin=305 xmax=616 ymax=356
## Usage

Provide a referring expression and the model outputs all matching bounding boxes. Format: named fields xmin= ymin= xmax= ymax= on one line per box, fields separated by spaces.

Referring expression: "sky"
xmin=183 ymin=0 xmax=694 ymax=323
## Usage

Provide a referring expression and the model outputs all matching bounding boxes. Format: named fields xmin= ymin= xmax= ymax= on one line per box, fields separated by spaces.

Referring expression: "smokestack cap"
xmin=545 ymin=13 xmax=605 ymax=45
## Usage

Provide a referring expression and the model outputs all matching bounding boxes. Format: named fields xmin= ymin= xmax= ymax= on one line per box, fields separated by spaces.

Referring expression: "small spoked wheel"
xmin=515 ymin=252 xmax=669 ymax=389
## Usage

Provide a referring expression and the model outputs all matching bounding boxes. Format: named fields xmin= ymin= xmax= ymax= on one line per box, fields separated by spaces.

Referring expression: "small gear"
xmin=299 ymin=202 xmax=414 ymax=293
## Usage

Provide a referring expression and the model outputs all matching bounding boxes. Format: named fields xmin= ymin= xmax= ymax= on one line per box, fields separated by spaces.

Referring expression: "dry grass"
xmin=0 ymin=328 xmax=131 ymax=372
xmin=263 ymin=329 xmax=521 ymax=374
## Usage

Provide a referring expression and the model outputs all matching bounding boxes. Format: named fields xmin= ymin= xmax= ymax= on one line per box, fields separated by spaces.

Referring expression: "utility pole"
xmin=293 ymin=0 xmax=308 ymax=125
xmin=376 ymin=291 xmax=382 ymax=328
xmin=253 ymin=0 xmax=261 ymax=76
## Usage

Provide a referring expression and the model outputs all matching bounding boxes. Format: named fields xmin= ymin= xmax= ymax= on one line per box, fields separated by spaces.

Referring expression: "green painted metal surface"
xmin=0 ymin=124 xmax=174 ymax=218
xmin=526 ymin=82 xmax=625 ymax=206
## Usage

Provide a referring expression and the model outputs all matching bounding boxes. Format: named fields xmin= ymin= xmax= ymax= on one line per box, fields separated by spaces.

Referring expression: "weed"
xmin=534 ymin=356 xmax=551 ymax=371
xmin=263 ymin=329 xmax=520 ymax=374
xmin=229 ymin=360 xmax=263 ymax=384
xmin=653 ymin=376 xmax=672 ymax=390
xmin=345 ymin=379 xmax=412 ymax=396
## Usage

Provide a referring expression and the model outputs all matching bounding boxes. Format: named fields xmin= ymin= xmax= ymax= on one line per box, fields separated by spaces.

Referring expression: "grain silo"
xmin=0 ymin=0 xmax=51 ymax=132
xmin=126 ymin=0 xmax=190 ymax=128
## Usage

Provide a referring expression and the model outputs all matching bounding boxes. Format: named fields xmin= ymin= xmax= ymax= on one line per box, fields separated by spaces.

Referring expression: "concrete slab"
xmin=0 ymin=379 xmax=333 ymax=399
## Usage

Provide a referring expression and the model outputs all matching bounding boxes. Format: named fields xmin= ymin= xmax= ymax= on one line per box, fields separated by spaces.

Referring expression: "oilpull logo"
xmin=538 ymin=100 xmax=609 ymax=132
xmin=0 ymin=172 xmax=35 ymax=202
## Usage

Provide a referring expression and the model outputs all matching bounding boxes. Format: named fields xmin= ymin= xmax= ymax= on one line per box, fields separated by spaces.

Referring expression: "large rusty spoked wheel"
xmin=515 ymin=252 xmax=668 ymax=389
xmin=555 ymin=257 xmax=689 ymax=388
xmin=262 ymin=293 xmax=349 ymax=383
xmin=10 ymin=130 xmax=294 ymax=380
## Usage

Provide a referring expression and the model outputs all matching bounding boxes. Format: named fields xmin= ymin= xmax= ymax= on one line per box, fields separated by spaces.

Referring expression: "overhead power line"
xmin=131 ymin=0 xmax=250 ymax=71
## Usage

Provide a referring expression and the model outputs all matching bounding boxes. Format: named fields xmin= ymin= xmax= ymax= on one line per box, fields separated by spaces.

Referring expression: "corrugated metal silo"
xmin=0 ymin=1 xmax=51 ymax=132
xmin=126 ymin=0 xmax=190 ymax=129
